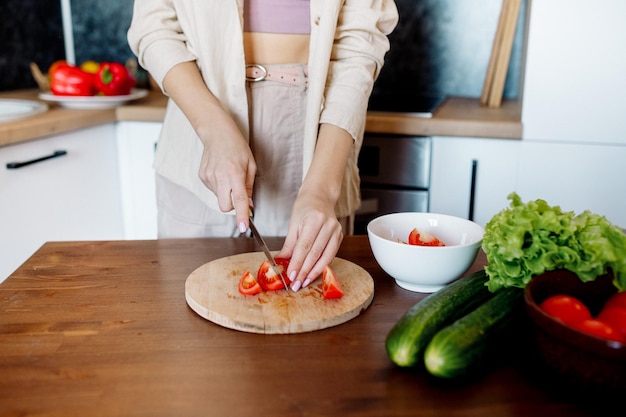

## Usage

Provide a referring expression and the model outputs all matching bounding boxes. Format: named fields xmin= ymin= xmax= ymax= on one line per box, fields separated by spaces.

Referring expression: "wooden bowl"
xmin=524 ymin=269 xmax=626 ymax=393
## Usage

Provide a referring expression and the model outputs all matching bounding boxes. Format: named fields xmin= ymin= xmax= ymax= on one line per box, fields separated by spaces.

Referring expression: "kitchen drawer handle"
xmin=468 ymin=159 xmax=478 ymax=221
xmin=6 ymin=150 xmax=67 ymax=169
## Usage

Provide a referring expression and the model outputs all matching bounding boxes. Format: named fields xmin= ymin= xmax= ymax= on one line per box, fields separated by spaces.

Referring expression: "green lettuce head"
xmin=482 ymin=193 xmax=626 ymax=292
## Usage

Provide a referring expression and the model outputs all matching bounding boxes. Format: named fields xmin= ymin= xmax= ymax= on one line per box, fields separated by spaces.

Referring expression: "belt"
xmin=245 ymin=64 xmax=308 ymax=86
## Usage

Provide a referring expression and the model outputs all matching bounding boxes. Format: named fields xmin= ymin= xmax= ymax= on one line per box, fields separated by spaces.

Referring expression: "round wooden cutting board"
xmin=185 ymin=252 xmax=375 ymax=334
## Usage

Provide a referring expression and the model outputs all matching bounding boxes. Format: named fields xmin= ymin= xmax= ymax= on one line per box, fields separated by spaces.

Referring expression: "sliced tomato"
xmin=572 ymin=319 xmax=626 ymax=344
xmin=322 ymin=265 xmax=344 ymax=300
xmin=238 ymin=269 xmax=262 ymax=295
xmin=408 ymin=228 xmax=445 ymax=246
xmin=274 ymin=258 xmax=291 ymax=285
xmin=539 ymin=294 xmax=592 ymax=326
xmin=257 ymin=258 xmax=290 ymax=291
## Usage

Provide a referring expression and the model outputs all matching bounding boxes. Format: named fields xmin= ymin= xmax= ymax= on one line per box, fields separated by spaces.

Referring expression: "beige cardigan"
xmin=128 ymin=0 xmax=398 ymax=217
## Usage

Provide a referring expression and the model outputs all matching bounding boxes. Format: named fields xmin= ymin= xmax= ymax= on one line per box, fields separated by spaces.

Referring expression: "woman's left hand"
xmin=275 ymin=123 xmax=354 ymax=291
xmin=276 ymin=191 xmax=343 ymax=292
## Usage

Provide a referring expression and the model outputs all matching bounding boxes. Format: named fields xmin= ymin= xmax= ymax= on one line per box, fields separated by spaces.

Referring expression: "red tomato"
xmin=257 ymin=258 xmax=290 ymax=291
xmin=603 ymin=291 xmax=626 ymax=311
xmin=274 ymin=258 xmax=291 ymax=284
xmin=408 ymin=228 xmax=445 ymax=246
xmin=539 ymin=295 xmax=592 ymax=326
xmin=597 ymin=307 xmax=626 ymax=338
xmin=322 ymin=265 xmax=344 ymax=300
xmin=238 ymin=270 xmax=262 ymax=295
xmin=572 ymin=319 xmax=625 ymax=343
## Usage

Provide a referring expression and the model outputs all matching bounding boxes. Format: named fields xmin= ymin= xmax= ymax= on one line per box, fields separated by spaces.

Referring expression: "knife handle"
xmin=230 ymin=193 xmax=254 ymax=219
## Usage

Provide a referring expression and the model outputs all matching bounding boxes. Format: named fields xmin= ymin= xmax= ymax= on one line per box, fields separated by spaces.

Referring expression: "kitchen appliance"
xmin=367 ymin=94 xmax=446 ymax=118
xmin=354 ymin=134 xmax=432 ymax=234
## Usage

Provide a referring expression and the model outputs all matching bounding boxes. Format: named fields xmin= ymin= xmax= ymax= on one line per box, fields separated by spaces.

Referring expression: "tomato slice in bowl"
xmin=408 ymin=228 xmax=445 ymax=246
xmin=322 ymin=265 xmax=344 ymax=299
xmin=238 ymin=270 xmax=262 ymax=295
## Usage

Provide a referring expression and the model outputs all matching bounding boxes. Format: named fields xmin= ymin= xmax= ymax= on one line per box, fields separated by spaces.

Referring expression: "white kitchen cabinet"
xmin=115 ymin=121 xmax=160 ymax=240
xmin=0 ymin=124 xmax=124 ymax=282
xmin=429 ymin=137 xmax=626 ymax=230
xmin=429 ymin=136 xmax=520 ymax=227
xmin=522 ymin=0 xmax=626 ymax=144
xmin=516 ymin=141 xmax=626 ymax=228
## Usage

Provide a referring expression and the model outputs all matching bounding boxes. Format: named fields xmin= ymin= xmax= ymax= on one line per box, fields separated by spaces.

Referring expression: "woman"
xmin=127 ymin=0 xmax=398 ymax=292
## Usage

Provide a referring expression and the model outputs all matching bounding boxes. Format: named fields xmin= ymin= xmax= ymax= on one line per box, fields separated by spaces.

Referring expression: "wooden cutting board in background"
xmin=185 ymin=252 xmax=375 ymax=334
xmin=481 ymin=0 xmax=522 ymax=108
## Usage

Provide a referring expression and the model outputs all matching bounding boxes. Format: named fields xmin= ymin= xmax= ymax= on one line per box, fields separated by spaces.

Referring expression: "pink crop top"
xmin=244 ymin=0 xmax=311 ymax=34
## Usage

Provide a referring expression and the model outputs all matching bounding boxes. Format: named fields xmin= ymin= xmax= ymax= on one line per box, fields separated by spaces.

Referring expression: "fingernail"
xmin=302 ymin=278 xmax=312 ymax=288
xmin=239 ymin=221 xmax=247 ymax=234
xmin=289 ymin=270 xmax=297 ymax=282
xmin=291 ymin=280 xmax=302 ymax=292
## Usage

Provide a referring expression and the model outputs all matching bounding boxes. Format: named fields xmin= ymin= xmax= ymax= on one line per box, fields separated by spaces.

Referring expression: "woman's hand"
xmin=163 ymin=62 xmax=255 ymax=231
xmin=276 ymin=124 xmax=354 ymax=291
xmin=196 ymin=118 xmax=256 ymax=232
xmin=278 ymin=190 xmax=344 ymax=291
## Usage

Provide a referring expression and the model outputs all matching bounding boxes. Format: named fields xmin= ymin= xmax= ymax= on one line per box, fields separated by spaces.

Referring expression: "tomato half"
xmin=274 ymin=258 xmax=291 ymax=284
xmin=572 ymin=319 xmax=626 ymax=344
xmin=238 ymin=270 xmax=262 ymax=295
xmin=257 ymin=258 xmax=290 ymax=291
xmin=597 ymin=307 xmax=626 ymax=338
xmin=603 ymin=291 xmax=626 ymax=311
xmin=322 ymin=265 xmax=344 ymax=299
xmin=408 ymin=228 xmax=445 ymax=246
xmin=539 ymin=294 xmax=592 ymax=326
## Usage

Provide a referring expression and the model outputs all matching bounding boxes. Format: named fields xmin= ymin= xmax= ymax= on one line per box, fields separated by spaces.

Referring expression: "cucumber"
xmin=423 ymin=286 xmax=523 ymax=378
xmin=385 ymin=270 xmax=495 ymax=368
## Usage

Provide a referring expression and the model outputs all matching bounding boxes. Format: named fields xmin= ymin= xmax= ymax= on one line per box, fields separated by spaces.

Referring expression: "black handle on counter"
xmin=6 ymin=150 xmax=68 ymax=169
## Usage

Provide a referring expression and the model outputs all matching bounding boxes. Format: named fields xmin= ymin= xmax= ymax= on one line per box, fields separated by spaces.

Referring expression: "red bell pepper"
xmin=94 ymin=62 xmax=136 ymax=96
xmin=49 ymin=63 xmax=96 ymax=96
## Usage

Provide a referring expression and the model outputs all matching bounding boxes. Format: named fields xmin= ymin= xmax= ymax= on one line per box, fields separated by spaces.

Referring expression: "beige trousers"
xmin=156 ymin=64 xmax=352 ymax=238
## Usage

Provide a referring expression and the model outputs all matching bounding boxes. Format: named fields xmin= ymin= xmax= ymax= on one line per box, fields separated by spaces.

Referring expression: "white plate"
xmin=38 ymin=89 xmax=149 ymax=109
xmin=0 ymin=99 xmax=48 ymax=123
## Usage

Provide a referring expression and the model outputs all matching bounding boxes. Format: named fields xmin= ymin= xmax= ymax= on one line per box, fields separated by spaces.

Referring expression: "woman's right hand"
xmin=197 ymin=119 xmax=257 ymax=232
xmin=163 ymin=61 xmax=256 ymax=232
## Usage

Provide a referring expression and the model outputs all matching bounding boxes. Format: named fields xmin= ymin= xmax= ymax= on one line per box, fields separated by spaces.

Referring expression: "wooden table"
xmin=0 ymin=236 xmax=610 ymax=416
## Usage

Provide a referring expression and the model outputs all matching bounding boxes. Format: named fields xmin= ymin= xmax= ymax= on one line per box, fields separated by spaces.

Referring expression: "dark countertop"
xmin=0 ymin=236 xmax=608 ymax=417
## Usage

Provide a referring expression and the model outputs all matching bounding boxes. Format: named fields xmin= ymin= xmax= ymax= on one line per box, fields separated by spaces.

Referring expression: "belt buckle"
xmin=246 ymin=64 xmax=267 ymax=82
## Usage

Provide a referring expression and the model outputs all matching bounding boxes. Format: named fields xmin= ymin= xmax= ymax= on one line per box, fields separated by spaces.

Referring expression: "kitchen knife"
xmin=248 ymin=218 xmax=290 ymax=292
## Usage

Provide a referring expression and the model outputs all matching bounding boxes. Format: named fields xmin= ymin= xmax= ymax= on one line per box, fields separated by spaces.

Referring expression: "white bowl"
xmin=367 ymin=212 xmax=484 ymax=293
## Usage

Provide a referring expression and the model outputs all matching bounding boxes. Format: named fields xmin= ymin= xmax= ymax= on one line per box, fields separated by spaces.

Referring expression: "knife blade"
xmin=248 ymin=218 xmax=290 ymax=291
